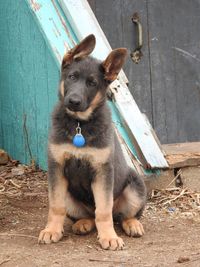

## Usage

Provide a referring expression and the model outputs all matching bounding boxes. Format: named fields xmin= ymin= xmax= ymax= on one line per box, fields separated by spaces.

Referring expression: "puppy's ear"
xmin=62 ymin=34 xmax=96 ymax=69
xmin=102 ymin=48 xmax=127 ymax=82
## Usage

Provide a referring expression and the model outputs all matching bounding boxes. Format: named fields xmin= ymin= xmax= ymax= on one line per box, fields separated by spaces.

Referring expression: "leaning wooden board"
xmin=58 ymin=0 xmax=168 ymax=169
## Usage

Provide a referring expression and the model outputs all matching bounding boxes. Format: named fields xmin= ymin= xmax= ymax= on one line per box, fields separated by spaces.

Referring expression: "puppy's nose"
xmin=69 ymin=97 xmax=81 ymax=107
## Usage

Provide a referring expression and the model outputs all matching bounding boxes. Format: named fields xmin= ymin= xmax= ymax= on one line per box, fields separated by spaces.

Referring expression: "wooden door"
xmin=88 ymin=0 xmax=200 ymax=144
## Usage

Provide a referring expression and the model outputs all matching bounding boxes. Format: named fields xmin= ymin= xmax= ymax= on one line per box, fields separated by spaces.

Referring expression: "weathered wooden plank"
xmin=147 ymin=0 xmax=200 ymax=143
xmin=142 ymin=113 xmax=165 ymax=156
xmin=111 ymin=80 xmax=168 ymax=168
xmin=58 ymin=0 xmax=168 ymax=169
xmin=163 ymin=142 xmax=200 ymax=168
xmin=165 ymin=155 xmax=200 ymax=169
xmin=87 ymin=0 xmax=96 ymax=12
xmin=27 ymin=0 xmax=77 ymax=65
xmin=108 ymin=101 xmax=144 ymax=174
xmin=163 ymin=143 xmax=200 ymax=155
xmin=114 ymin=128 xmax=144 ymax=175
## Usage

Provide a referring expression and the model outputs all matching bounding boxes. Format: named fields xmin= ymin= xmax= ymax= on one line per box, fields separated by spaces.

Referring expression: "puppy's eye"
xmin=68 ymin=74 xmax=76 ymax=80
xmin=88 ymin=80 xmax=97 ymax=87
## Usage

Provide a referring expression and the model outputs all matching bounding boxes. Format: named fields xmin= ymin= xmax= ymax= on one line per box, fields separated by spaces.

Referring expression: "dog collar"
xmin=72 ymin=122 xmax=86 ymax=147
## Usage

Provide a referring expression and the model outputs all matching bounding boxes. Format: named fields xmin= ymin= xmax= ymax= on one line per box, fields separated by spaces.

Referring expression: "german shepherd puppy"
xmin=38 ymin=34 xmax=146 ymax=250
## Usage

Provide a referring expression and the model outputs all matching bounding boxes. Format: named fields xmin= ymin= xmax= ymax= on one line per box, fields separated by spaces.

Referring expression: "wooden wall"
xmin=0 ymin=0 xmax=59 ymax=169
xmin=88 ymin=0 xmax=200 ymax=144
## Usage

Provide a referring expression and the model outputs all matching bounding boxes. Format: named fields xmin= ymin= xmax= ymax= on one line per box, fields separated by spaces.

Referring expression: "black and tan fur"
xmin=38 ymin=34 xmax=146 ymax=250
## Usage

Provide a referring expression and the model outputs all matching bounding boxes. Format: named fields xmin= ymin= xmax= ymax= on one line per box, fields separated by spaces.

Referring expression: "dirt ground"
xmin=0 ymin=161 xmax=200 ymax=267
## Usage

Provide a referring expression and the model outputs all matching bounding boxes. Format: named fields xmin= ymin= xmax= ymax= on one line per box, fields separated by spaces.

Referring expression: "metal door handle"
xmin=130 ymin=12 xmax=143 ymax=64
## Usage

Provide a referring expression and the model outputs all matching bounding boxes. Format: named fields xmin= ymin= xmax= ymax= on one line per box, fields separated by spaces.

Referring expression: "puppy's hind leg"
xmin=114 ymin=170 xmax=146 ymax=237
xmin=72 ymin=218 xmax=95 ymax=235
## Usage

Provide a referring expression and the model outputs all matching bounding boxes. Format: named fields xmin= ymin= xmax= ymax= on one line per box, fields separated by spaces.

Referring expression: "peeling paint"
xmin=30 ymin=0 xmax=41 ymax=11
xmin=49 ymin=17 xmax=61 ymax=37
xmin=52 ymin=28 xmax=59 ymax=38
xmin=53 ymin=46 xmax=62 ymax=63
xmin=63 ymin=41 xmax=70 ymax=52
xmin=51 ymin=0 xmax=76 ymax=46
xmin=28 ymin=0 xmax=76 ymax=67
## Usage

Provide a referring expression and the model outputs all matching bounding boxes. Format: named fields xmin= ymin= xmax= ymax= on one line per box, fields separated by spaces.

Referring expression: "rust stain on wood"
xmin=30 ymin=0 xmax=42 ymax=12
xmin=64 ymin=41 xmax=70 ymax=51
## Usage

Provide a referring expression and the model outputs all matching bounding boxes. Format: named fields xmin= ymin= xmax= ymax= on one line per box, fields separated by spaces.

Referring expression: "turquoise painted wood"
xmin=26 ymin=0 xmax=78 ymax=65
xmin=0 ymin=0 xmax=59 ymax=169
xmin=0 ymin=0 xmax=163 ymax=174
xmin=108 ymin=101 xmax=159 ymax=176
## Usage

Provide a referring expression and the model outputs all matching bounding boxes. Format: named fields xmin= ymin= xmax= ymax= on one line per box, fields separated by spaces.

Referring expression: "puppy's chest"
xmin=49 ymin=142 xmax=111 ymax=168
xmin=49 ymin=142 xmax=112 ymax=205
xmin=64 ymin=157 xmax=95 ymax=205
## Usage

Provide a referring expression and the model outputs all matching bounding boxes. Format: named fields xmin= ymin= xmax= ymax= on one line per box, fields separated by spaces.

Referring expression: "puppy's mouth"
xmin=67 ymin=106 xmax=79 ymax=112
xmin=66 ymin=105 xmax=87 ymax=113
xmin=65 ymin=105 xmax=92 ymax=121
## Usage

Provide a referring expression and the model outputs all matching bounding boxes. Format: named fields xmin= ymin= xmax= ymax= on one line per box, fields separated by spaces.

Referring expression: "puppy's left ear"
xmin=102 ymin=48 xmax=127 ymax=82
xmin=62 ymin=34 xmax=96 ymax=69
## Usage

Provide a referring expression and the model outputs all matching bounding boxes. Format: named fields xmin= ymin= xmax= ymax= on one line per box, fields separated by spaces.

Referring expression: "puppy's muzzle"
xmin=65 ymin=95 xmax=82 ymax=112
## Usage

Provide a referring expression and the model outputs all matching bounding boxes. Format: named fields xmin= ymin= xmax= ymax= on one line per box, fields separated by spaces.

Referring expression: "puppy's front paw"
xmin=122 ymin=218 xmax=144 ymax=237
xmin=38 ymin=227 xmax=63 ymax=244
xmin=98 ymin=235 xmax=125 ymax=250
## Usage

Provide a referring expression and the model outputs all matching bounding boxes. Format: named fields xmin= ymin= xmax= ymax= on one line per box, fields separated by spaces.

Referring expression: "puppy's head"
xmin=60 ymin=34 xmax=127 ymax=120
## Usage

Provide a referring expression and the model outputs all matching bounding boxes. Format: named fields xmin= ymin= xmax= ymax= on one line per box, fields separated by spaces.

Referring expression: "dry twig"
xmin=89 ymin=258 xmax=127 ymax=264
xmin=9 ymin=179 xmax=21 ymax=189
xmin=162 ymin=188 xmax=187 ymax=205
xmin=0 ymin=233 xmax=38 ymax=239
xmin=0 ymin=259 xmax=11 ymax=266
xmin=165 ymin=169 xmax=182 ymax=189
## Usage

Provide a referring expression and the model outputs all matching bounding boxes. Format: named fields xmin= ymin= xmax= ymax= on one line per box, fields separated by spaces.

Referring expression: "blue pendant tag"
xmin=72 ymin=123 xmax=86 ymax=147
